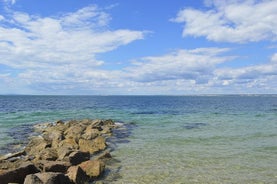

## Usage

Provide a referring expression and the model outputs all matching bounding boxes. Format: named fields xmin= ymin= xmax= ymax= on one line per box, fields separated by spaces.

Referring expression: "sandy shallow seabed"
xmin=0 ymin=95 xmax=276 ymax=183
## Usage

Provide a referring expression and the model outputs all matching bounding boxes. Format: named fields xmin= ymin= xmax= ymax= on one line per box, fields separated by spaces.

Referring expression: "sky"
xmin=0 ymin=0 xmax=277 ymax=95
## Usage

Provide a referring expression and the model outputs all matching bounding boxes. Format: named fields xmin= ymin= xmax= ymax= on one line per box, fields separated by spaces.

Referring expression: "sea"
xmin=0 ymin=95 xmax=276 ymax=184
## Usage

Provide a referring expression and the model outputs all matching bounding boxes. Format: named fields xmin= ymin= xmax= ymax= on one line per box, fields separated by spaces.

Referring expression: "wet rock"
xmin=66 ymin=166 xmax=88 ymax=184
xmin=103 ymin=119 xmax=115 ymax=126
xmin=0 ymin=150 xmax=26 ymax=161
xmin=90 ymin=119 xmax=103 ymax=127
xmin=79 ymin=160 xmax=105 ymax=179
xmin=33 ymin=122 xmax=53 ymax=133
xmin=100 ymin=126 xmax=112 ymax=135
xmin=55 ymin=120 xmax=65 ymax=125
xmin=95 ymin=151 xmax=112 ymax=161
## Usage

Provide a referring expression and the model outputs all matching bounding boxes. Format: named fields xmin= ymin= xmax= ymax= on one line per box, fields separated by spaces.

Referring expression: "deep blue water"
xmin=1 ymin=95 xmax=276 ymax=116
xmin=0 ymin=95 xmax=276 ymax=183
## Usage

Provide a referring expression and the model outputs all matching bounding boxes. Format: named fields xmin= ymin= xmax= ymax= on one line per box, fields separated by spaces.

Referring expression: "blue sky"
xmin=0 ymin=0 xmax=276 ymax=95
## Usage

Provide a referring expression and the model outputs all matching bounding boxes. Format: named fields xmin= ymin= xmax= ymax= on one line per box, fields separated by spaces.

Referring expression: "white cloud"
xmin=125 ymin=48 xmax=232 ymax=83
xmin=213 ymin=52 xmax=277 ymax=93
xmin=3 ymin=0 xmax=16 ymax=5
xmin=0 ymin=5 xmax=145 ymax=93
xmin=2 ymin=40 xmax=277 ymax=94
xmin=1 ymin=2 xmax=276 ymax=94
xmin=271 ymin=53 xmax=277 ymax=63
xmin=173 ymin=0 xmax=277 ymax=43
xmin=113 ymin=49 xmax=277 ymax=94
xmin=62 ymin=5 xmax=110 ymax=29
xmin=0 ymin=6 xmax=145 ymax=69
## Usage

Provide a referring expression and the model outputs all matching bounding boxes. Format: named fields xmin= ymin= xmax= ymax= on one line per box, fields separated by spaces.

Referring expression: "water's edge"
xmin=1 ymin=95 xmax=276 ymax=183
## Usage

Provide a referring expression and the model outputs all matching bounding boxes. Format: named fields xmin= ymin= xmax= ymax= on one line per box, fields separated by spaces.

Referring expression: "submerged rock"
xmin=183 ymin=122 xmax=208 ymax=129
xmin=95 ymin=151 xmax=112 ymax=161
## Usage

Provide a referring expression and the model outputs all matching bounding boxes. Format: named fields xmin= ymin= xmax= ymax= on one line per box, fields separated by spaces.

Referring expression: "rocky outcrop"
xmin=0 ymin=150 xmax=25 ymax=161
xmin=66 ymin=166 xmax=88 ymax=184
xmin=0 ymin=119 xmax=118 ymax=184
xmin=36 ymin=160 xmax=70 ymax=172
xmin=66 ymin=151 xmax=90 ymax=165
xmin=79 ymin=160 xmax=105 ymax=179
xmin=24 ymin=172 xmax=71 ymax=184
xmin=0 ymin=162 xmax=39 ymax=184
xmin=78 ymin=136 xmax=106 ymax=154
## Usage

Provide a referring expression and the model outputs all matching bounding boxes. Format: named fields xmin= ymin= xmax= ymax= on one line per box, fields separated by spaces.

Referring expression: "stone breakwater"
xmin=0 ymin=119 xmax=120 ymax=184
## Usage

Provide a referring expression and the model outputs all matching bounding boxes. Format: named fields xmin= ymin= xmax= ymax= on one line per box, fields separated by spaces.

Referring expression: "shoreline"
xmin=0 ymin=119 xmax=125 ymax=184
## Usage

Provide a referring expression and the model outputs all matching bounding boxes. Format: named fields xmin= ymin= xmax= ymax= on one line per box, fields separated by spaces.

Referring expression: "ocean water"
xmin=0 ymin=95 xmax=276 ymax=183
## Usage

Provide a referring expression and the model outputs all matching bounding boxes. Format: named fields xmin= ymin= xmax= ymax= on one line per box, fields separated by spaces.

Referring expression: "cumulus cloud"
xmin=125 ymin=48 xmax=232 ymax=83
xmin=0 ymin=6 xmax=144 ymax=68
xmin=62 ymin=5 xmax=110 ymax=29
xmin=211 ymin=52 xmax=277 ymax=93
xmin=3 ymin=0 xmax=16 ymax=5
xmin=1 ymin=2 xmax=276 ymax=94
xmin=118 ymin=49 xmax=277 ymax=94
xmin=271 ymin=53 xmax=277 ymax=63
xmin=173 ymin=0 xmax=277 ymax=43
xmin=0 ymin=5 xmax=145 ymax=93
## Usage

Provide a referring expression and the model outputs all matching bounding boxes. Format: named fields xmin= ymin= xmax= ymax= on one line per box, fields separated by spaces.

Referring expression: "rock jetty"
xmin=0 ymin=119 xmax=119 ymax=184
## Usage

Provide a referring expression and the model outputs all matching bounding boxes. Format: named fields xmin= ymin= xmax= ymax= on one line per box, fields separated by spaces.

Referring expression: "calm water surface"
xmin=0 ymin=95 xmax=276 ymax=183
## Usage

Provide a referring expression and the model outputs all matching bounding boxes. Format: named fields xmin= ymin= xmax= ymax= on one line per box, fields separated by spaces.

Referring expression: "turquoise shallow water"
xmin=0 ymin=95 xmax=276 ymax=183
